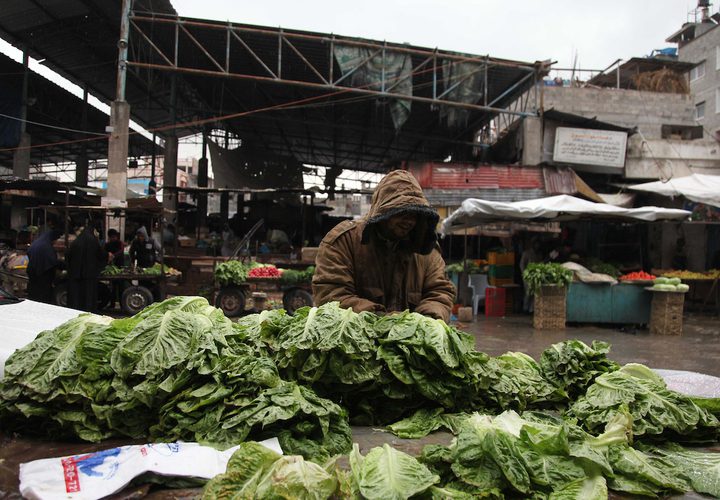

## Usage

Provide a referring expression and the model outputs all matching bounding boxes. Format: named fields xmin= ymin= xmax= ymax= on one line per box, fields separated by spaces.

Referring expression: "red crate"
xmin=485 ymin=287 xmax=507 ymax=317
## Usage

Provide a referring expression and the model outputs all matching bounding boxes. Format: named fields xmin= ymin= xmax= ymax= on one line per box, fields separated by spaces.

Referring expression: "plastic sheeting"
xmin=334 ymin=45 xmax=412 ymax=130
xmin=0 ymin=299 xmax=80 ymax=379
xmin=628 ymin=173 xmax=720 ymax=208
xmin=441 ymin=194 xmax=690 ymax=235
xmin=654 ymin=368 xmax=720 ymax=398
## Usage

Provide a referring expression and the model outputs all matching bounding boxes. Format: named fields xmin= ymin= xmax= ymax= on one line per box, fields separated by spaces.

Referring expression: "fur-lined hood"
xmin=361 ymin=170 xmax=439 ymax=255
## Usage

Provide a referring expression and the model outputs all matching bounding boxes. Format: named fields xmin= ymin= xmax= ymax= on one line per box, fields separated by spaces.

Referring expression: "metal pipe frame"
xmin=128 ymin=14 xmax=541 ymax=118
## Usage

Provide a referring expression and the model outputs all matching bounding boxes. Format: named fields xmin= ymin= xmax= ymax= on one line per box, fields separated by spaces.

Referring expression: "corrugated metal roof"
xmin=407 ymin=162 xmax=544 ymax=190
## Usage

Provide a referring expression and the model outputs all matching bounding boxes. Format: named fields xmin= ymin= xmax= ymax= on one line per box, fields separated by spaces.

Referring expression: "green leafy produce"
xmin=568 ymin=364 xmax=720 ymax=442
xmin=584 ymin=258 xmax=621 ymax=279
xmin=279 ymin=266 xmax=315 ymax=286
xmin=101 ymin=265 xmax=123 ymax=276
xmin=214 ymin=260 xmax=251 ymax=286
xmin=539 ymin=340 xmax=619 ymax=400
xmin=386 ymin=408 xmax=470 ymax=439
xmin=202 ymin=441 xmax=338 ymax=500
xmin=350 ymin=443 xmax=440 ymax=500
xmin=522 ymin=263 xmax=573 ymax=296
xmin=0 ymin=296 xmax=351 ymax=461
xmin=420 ymin=410 xmax=630 ymax=498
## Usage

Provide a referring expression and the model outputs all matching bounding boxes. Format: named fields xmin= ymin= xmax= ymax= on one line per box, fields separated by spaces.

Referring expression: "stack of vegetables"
xmin=652 ymin=276 xmax=690 ymax=292
xmin=278 ymin=265 xmax=315 ymax=285
xmin=2 ymin=298 xmax=720 ymax=499
xmin=618 ymin=270 xmax=656 ymax=282
xmin=248 ymin=264 xmax=282 ymax=278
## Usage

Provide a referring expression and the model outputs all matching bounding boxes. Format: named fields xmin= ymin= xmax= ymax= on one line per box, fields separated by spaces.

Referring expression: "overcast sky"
xmin=172 ymin=0 xmax=697 ymax=73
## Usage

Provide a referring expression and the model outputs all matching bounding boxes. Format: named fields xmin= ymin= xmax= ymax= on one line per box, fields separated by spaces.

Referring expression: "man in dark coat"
xmin=129 ymin=226 xmax=159 ymax=269
xmin=312 ymin=170 xmax=455 ymax=321
xmin=26 ymin=229 xmax=63 ymax=304
xmin=66 ymin=225 xmax=107 ymax=312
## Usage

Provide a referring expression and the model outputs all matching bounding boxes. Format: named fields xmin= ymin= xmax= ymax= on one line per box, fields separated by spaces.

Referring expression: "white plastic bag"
xmin=19 ymin=438 xmax=282 ymax=500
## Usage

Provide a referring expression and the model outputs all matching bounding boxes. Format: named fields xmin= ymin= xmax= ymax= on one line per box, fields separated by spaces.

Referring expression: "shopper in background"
xmin=26 ymin=229 xmax=63 ymax=304
xmin=129 ymin=226 xmax=160 ymax=268
xmin=66 ymin=223 xmax=107 ymax=312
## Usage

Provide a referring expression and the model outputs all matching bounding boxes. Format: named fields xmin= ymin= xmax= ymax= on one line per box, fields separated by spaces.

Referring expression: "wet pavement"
xmin=1 ymin=312 xmax=718 ymax=499
xmin=457 ymin=312 xmax=720 ymax=377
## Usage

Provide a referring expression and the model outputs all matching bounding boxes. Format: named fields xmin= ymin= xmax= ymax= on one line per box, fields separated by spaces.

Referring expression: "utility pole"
xmin=106 ymin=0 xmax=133 ymax=238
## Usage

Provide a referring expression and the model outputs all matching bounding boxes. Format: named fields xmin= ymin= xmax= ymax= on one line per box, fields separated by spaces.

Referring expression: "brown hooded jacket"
xmin=312 ymin=170 xmax=455 ymax=321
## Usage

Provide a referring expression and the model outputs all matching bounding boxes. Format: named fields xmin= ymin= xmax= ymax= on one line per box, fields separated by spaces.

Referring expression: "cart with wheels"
xmin=215 ymin=279 xmax=313 ymax=317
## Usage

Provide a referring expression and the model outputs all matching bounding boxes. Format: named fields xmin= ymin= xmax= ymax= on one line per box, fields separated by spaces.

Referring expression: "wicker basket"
xmin=649 ymin=291 xmax=685 ymax=335
xmin=533 ymin=285 xmax=567 ymax=330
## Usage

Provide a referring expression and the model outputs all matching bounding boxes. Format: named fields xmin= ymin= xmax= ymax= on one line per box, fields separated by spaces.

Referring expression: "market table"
xmin=566 ymin=282 xmax=652 ymax=325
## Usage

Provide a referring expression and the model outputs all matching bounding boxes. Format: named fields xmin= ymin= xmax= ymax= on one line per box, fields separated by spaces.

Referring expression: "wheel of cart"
xmin=215 ymin=286 xmax=247 ymax=317
xmin=121 ymin=285 xmax=154 ymax=315
xmin=282 ymin=287 xmax=313 ymax=315
xmin=52 ymin=280 xmax=112 ymax=310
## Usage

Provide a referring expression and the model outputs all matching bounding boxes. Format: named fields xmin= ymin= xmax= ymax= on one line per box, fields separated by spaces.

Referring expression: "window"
xmin=691 ymin=61 xmax=706 ymax=81
xmin=696 ymin=101 xmax=706 ymax=120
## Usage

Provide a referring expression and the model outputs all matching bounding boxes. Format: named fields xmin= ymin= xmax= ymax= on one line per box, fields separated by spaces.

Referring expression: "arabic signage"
xmin=553 ymin=127 xmax=627 ymax=169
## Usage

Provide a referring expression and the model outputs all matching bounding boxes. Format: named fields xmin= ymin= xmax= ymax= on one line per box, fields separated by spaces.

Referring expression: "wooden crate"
xmin=649 ymin=291 xmax=685 ymax=335
xmin=533 ymin=285 xmax=567 ymax=330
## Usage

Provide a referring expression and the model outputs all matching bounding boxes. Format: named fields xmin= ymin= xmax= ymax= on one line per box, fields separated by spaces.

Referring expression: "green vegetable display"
xmin=213 ymin=260 xmax=252 ymax=286
xmin=568 ymin=364 xmax=720 ymax=442
xmin=279 ymin=266 xmax=315 ymax=285
xmin=101 ymin=265 xmax=123 ymax=276
xmin=584 ymin=258 xmax=622 ymax=279
xmin=0 ymin=297 xmax=350 ymax=461
xmin=3 ymin=297 xmax=720 ymax=500
xmin=522 ymin=263 xmax=574 ymax=296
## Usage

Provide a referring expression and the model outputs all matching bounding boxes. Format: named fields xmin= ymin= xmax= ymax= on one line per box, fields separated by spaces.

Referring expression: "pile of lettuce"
xmin=0 ymin=297 xmax=350 ymax=461
xmin=2 ymin=297 xmax=720 ymax=499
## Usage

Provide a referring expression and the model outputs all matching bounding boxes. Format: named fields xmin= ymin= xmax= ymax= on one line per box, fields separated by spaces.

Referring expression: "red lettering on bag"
xmin=61 ymin=457 xmax=81 ymax=493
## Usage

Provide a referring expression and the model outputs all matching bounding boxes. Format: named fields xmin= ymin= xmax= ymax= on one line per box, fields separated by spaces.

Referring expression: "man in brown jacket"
xmin=312 ymin=170 xmax=455 ymax=321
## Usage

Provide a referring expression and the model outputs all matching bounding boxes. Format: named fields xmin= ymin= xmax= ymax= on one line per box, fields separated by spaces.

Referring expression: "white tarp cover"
xmin=0 ymin=299 xmax=80 ymax=379
xmin=441 ymin=194 xmax=690 ymax=235
xmin=627 ymin=173 xmax=720 ymax=208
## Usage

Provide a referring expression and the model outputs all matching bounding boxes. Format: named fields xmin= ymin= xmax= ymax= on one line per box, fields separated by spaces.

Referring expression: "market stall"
xmin=442 ymin=195 xmax=691 ymax=326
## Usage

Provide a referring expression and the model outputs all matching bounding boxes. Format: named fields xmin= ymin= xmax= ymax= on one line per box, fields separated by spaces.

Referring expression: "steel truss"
xmin=127 ymin=13 xmax=547 ymax=120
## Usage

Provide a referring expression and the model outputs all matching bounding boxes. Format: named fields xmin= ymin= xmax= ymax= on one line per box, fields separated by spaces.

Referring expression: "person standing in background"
xmin=26 ymin=229 xmax=63 ymax=304
xmin=129 ymin=226 xmax=160 ymax=268
xmin=104 ymin=228 xmax=125 ymax=267
xmin=66 ymin=223 xmax=107 ymax=312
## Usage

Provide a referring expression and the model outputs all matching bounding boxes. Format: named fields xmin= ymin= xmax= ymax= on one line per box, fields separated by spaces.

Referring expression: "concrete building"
xmin=667 ymin=3 xmax=720 ymax=140
xmin=534 ymin=82 xmax=720 ymax=179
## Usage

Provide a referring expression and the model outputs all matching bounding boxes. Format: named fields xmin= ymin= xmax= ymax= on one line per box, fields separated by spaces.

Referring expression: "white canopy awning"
xmin=627 ymin=174 xmax=720 ymax=208
xmin=441 ymin=194 xmax=690 ymax=235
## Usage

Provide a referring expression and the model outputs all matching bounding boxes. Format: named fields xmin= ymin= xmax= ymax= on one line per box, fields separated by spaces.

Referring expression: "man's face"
xmin=137 ymin=233 xmax=145 ymax=242
xmin=383 ymin=212 xmax=418 ymax=240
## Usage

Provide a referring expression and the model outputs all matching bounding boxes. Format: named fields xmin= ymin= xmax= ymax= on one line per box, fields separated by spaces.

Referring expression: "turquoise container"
xmin=566 ymin=282 xmax=651 ymax=325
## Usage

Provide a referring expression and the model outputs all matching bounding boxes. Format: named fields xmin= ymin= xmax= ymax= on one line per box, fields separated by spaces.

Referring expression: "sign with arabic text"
xmin=553 ymin=127 xmax=627 ymax=168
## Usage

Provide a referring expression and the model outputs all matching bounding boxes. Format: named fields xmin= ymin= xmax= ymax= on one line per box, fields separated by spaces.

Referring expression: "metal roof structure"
xmin=0 ymin=0 xmax=547 ymax=174
xmin=586 ymin=57 xmax=697 ymax=89
xmin=0 ymin=52 xmax=158 ymax=169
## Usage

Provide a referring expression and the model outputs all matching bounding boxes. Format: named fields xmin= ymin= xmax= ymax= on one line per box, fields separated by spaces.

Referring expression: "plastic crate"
xmin=488 ymin=264 xmax=514 ymax=279
xmin=488 ymin=252 xmax=515 ymax=266
xmin=485 ymin=287 xmax=507 ymax=317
